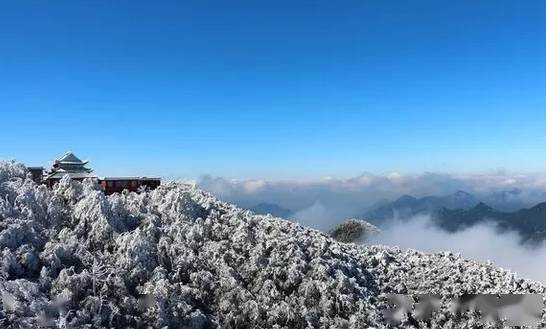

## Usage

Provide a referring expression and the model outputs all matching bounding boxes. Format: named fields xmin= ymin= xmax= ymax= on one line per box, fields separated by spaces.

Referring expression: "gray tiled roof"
xmin=46 ymin=152 xmax=94 ymax=181
xmin=56 ymin=152 xmax=88 ymax=165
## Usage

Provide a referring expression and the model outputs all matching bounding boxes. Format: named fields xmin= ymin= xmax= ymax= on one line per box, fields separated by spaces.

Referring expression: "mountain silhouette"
xmin=249 ymin=202 xmax=292 ymax=218
xmin=435 ymin=201 xmax=546 ymax=244
xmin=365 ymin=190 xmax=478 ymax=223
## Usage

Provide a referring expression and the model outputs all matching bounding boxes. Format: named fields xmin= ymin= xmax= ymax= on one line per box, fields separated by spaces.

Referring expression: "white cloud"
xmin=371 ymin=215 xmax=546 ymax=284
xmin=291 ymin=202 xmax=336 ymax=232
xmin=241 ymin=179 xmax=267 ymax=193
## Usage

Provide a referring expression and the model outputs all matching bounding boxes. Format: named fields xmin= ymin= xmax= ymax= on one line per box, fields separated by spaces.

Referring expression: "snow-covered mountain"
xmin=0 ymin=161 xmax=544 ymax=328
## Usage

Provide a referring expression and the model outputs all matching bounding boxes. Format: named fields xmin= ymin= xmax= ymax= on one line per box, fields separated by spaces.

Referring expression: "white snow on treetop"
xmin=0 ymin=161 xmax=544 ymax=328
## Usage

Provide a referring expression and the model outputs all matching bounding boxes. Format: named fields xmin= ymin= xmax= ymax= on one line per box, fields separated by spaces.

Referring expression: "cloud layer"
xmin=371 ymin=215 xmax=546 ymax=284
xmin=198 ymin=171 xmax=546 ymax=224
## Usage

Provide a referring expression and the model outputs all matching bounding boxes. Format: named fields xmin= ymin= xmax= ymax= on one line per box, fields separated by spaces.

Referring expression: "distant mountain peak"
xmin=395 ymin=194 xmax=417 ymax=203
xmin=249 ymin=202 xmax=292 ymax=218
xmin=366 ymin=192 xmax=478 ymax=224
xmin=474 ymin=202 xmax=493 ymax=211
xmin=529 ymin=202 xmax=546 ymax=212
xmin=453 ymin=190 xmax=472 ymax=198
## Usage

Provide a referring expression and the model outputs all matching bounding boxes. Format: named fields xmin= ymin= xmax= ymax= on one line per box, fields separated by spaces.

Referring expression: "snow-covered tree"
xmin=0 ymin=160 xmax=544 ymax=328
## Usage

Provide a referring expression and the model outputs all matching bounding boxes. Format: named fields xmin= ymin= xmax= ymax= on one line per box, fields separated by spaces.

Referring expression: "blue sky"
xmin=1 ymin=1 xmax=545 ymax=179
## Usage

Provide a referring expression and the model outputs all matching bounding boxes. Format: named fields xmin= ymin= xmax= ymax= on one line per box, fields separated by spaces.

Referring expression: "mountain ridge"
xmin=365 ymin=191 xmax=479 ymax=223
xmin=436 ymin=200 xmax=546 ymax=244
xmin=248 ymin=202 xmax=292 ymax=218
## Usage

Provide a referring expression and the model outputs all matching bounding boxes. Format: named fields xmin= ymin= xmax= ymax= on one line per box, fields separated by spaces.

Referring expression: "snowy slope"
xmin=0 ymin=161 xmax=544 ymax=328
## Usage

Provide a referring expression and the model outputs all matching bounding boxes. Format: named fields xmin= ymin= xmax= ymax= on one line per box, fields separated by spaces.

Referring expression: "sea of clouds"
xmin=198 ymin=172 xmax=546 ymax=284
xmin=198 ymin=171 xmax=546 ymax=226
xmin=370 ymin=215 xmax=546 ymax=284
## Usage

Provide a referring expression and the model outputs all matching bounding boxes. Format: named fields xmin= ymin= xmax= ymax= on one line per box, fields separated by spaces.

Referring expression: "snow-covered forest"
xmin=0 ymin=160 xmax=544 ymax=328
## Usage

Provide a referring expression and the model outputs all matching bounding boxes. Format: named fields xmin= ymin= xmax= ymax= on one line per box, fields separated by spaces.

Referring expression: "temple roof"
xmin=55 ymin=152 xmax=88 ymax=165
xmin=46 ymin=152 xmax=94 ymax=180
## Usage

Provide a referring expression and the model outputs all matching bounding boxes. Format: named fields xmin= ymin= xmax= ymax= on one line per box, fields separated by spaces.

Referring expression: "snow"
xmin=0 ymin=161 xmax=544 ymax=328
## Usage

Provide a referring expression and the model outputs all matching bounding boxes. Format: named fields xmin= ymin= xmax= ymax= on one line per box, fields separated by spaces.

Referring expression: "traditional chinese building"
xmin=44 ymin=152 xmax=96 ymax=187
xmin=31 ymin=152 xmax=160 ymax=194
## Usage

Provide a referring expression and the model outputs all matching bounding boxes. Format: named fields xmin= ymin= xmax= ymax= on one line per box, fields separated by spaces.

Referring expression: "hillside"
xmin=0 ymin=161 xmax=544 ymax=328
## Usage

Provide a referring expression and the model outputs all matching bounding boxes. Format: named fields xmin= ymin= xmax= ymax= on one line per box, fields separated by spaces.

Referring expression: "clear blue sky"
xmin=1 ymin=1 xmax=545 ymax=179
